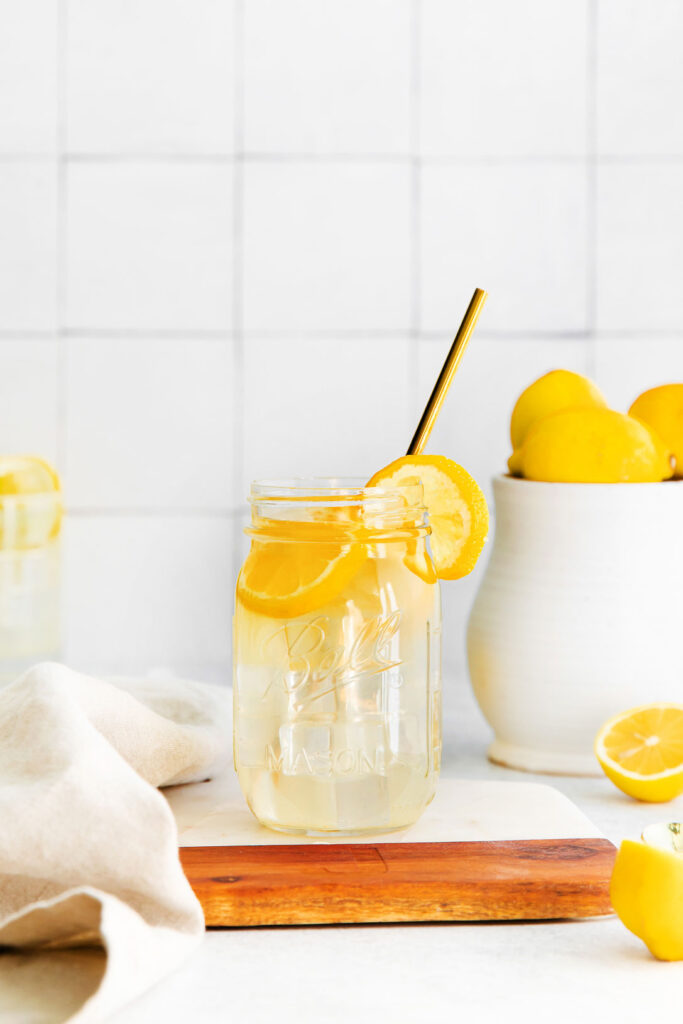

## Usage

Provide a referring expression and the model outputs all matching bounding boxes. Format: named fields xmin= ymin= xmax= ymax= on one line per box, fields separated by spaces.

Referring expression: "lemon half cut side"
xmin=595 ymin=703 xmax=683 ymax=802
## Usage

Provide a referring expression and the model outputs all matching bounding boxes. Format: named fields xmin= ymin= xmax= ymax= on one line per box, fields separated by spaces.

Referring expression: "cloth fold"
xmin=0 ymin=663 xmax=230 ymax=1023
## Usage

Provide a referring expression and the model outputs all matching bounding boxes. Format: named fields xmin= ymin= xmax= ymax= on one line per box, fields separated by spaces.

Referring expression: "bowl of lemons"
xmin=467 ymin=371 xmax=683 ymax=776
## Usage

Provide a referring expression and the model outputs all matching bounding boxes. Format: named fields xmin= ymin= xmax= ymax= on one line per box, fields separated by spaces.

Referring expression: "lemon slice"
xmin=0 ymin=455 xmax=60 ymax=496
xmin=0 ymin=455 xmax=62 ymax=550
xmin=367 ymin=455 xmax=488 ymax=580
xmin=237 ymin=537 xmax=365 ymax=619
xmin=595 ymin=703 xmax=683 ymax=802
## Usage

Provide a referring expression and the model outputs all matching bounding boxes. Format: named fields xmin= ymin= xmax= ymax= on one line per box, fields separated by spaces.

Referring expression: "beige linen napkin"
xmin=0 ymin=663 xmax=230 ymax=1023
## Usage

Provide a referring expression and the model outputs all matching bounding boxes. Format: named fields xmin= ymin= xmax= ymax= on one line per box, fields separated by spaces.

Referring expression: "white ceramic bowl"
xmin=467 ymin=475 xmax=683 ymax=775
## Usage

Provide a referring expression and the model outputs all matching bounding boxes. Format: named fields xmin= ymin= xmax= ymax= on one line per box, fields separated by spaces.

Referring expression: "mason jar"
xmin=0 ymin=459 xmax=62 ymax=687
xmin=233 ymin=478 xmax=442 ymax=836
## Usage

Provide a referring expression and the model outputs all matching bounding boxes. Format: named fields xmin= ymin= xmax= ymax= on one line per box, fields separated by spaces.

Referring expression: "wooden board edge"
xmin=180 ymin=837 xmax=617 ymax=928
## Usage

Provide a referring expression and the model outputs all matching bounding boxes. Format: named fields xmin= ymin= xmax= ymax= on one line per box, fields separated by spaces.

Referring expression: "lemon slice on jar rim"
xmin=367 ymin=455 xmax=489 ymax=581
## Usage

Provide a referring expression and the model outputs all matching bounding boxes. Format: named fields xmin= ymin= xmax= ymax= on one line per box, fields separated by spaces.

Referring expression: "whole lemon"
xmin=611 ymin=838 xmax=683 ymax=961
xmin=629 ymin=384 xmax=683 ymax=479
xmin=507 ymin=407 xmax=674 ymax=483
xmin=510 ymin=369 xmax=607 ymax=450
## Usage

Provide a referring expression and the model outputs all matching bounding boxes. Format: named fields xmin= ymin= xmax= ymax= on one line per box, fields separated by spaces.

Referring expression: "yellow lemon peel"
xmin=611 ymin=831 xmax=683 ymax=961
xmin=510 ymin=369 xmax=607 ymax=450
xmin=508 ymin=407 xmax=673 ymax=483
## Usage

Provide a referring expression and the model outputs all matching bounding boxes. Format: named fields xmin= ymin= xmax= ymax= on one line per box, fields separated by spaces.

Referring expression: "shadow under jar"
xmin=233 ymin=478 xmax=442 ymax=836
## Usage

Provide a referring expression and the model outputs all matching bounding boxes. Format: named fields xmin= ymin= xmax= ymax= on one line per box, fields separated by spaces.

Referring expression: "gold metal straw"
xmin=407 ymin=287 xmax=488 ymax=456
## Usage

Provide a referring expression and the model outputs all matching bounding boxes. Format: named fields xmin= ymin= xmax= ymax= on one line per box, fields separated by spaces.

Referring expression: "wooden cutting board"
xmin=168 ymin=775 xmax=616 ymax=927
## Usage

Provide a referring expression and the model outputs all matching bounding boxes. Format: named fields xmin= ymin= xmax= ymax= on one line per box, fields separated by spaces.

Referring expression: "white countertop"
xmin=113 ymin=677 xmax=683 ymax=1024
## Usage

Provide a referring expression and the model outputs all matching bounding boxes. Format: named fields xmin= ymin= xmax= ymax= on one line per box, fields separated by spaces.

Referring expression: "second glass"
xmin=0 ymin=458 xmax=61 ymax=687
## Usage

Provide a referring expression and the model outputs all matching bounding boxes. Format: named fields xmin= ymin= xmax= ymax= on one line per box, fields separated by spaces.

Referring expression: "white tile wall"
xmin=0 ymin=163 xmax=57 ymax=330
xmin=0 ymin=0 xmax=58 ymax=153
xmin=420 ymin=0 xmax=589 ymax=157
xmin=420 ymin=163 xmax=588 ymax=333
xmin=0 ymin=340 xmax=59 ymax=461
xmin=244 ymin=0 xmax=411 ymax=155
xmin=243 ymin=162 xmax=411 ymax=332
xmin=65 ymin=338 xmax=235 ymax=510
xmin=66 ymin=163 xmax=233 ymax=331
xmin=0 ymin=0 xmax=681 ymax=681
xmin=64 ymin=515 xmax=233 ymax=679
xmin=598 ymin=0 xmax=683 ymax=156
xmin=595 ymin=337 xmax=683 ymax=410
xmin=243 ymin=335 xmax=412 ymax=490
xmin=597 ymin=164 xmax=683 ymax=331
xmin=66 ymin=0 xmax=236 ymax=155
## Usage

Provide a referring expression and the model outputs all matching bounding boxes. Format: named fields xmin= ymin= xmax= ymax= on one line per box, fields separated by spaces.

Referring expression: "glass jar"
xmin=0 ymin=459 xmax=62 ymax=687
xmin=233 ymin=478 xmax=442 ymax=836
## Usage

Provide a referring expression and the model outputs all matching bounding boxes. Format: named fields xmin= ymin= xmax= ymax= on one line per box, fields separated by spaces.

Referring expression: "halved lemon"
xmin=236 ymin=536 xmax=365 ymax=619
xmin=367 ymin=455 xmax=489 ymax=580
xmin=595 ymin=704 xmax=683 ymax=802
xmin=611 ymin=827 xmax=683 ymax=960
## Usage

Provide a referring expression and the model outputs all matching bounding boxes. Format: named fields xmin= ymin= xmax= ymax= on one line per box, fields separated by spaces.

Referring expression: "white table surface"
xmin=113 ymin=677 xmax=683 ymax=1024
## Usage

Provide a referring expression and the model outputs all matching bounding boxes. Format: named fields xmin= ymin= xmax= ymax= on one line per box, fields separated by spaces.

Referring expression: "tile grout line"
xmin=8 ymin=151 xmax=681 ymax=164
xmin=5 ymin=326 xmax=683 ymax=341
xmin=7 ymin=151 xmax=682 ymax=165
xmin=231 ymin=0 xmax=247 ymax=593
xmin=8 ymin=327 xmax=683 ymax=341
xmin=4 ymin=150 xmax=680 ymax=168
xmin=408 ymin=0 xmax=422 ymax=426
xmin=66 ymin=508 xmax=243 ymax=519
xmin=49 ymin=328 xmax=238 ymax=340
xmin=55 ymin=0 xmax=68 ymax=476
xmin=585 ymin=0 xmax=599 ymax=378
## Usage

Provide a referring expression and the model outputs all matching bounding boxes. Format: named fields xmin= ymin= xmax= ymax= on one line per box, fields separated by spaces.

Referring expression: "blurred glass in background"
xmin=0 ymin=457 xmax=61 ymax=686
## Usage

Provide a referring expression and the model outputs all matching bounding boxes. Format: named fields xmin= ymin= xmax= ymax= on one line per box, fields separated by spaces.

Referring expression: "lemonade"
xmin=0 ymin=457 xmax=61 ymax=685
xmin=233 ymin=479 xmax=442 ymax=835
xmin=233 ymin=289 xmax=490 ymax=833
